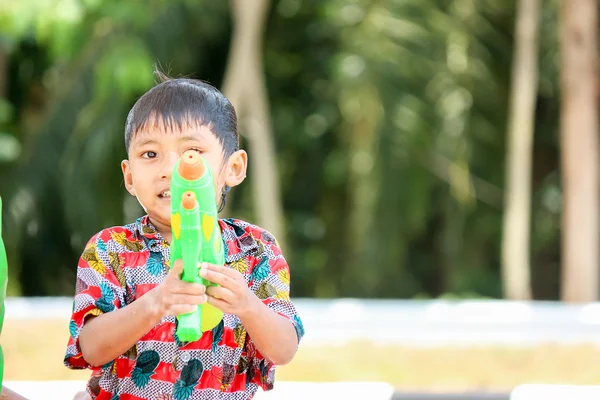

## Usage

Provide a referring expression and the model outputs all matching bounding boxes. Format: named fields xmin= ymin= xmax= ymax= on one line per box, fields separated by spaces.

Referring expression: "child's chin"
xmin=157 ymin=198 xmax=171 ymax=213
xmin=149 ymin=207 xmax=171 ymax=222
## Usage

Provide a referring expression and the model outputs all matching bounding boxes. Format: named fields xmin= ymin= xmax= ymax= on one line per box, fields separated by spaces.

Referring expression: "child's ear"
xmin=121 ymin=159 xmax=136 ymax=196
xmin=224 ymin=150 xmax=248 ymax=188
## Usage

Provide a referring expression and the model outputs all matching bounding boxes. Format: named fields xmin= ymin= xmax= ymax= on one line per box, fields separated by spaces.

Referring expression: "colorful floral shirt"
xmin=64 ymin=215 xmax=304 ymax=400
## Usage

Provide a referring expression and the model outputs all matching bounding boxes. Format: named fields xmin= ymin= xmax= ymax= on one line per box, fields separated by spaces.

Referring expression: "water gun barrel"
xmin=179 ymin=151 xmax=204 ymax=180
xmin=176 ymin=191 xmax=202 ymax=341
xmin=171 ymin=150 xmax=224 ymax=342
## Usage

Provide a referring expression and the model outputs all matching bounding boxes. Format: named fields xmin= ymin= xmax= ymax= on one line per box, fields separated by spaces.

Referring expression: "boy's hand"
xmin=199 ymin=263 xmax=257 ymax=317
xmin=149 ymin=259 xmax=207 ymax=318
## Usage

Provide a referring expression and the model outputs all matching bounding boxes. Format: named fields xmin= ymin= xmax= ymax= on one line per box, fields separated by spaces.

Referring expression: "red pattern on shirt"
xmin=64 ymin=216 xmax=304 ymax=400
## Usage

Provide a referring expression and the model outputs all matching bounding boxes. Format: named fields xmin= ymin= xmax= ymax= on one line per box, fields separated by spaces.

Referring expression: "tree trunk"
xmin=342 ymin=85 xmax=382 ymax=295
xmin=501 ymin=0 xmax=540 ymax=300
xmin=221 ymin=0 xmax=287 ymax=250
xmin=559 ymin=0 xmax=599 ymax=302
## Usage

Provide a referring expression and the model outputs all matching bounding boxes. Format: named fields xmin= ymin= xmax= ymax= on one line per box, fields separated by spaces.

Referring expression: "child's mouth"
xmin=159 ymin=190 xmax=171 ymax=199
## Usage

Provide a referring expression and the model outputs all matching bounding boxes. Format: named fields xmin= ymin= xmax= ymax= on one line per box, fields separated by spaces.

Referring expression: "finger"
xmin=199 ymin=262 xmax=226 ymax=273
xmin=176 ymin=281 xmax=206 ymax=296
xmin=199 ymin=268 xmax=233 ymax=288
xmin=200 ymin=263 xmax=242 ymax=279
xmin=170 ymin=293 xmax=207 ymax=306
xmin=168 ymin=259 xmax=184 ymax=279
xmin=206 ymin=285 xmax=234 ymax=303
xmin=201 ymin=262 xmax=240 ymax=278
xmin=170 ymin=304 xmax=198 ymax=316
xmin=206 ymin=295 xmax=230 ymax=313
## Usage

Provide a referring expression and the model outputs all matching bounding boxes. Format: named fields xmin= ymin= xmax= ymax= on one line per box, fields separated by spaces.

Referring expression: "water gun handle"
xmin=176 ymin=191 xmax=203 ymax=342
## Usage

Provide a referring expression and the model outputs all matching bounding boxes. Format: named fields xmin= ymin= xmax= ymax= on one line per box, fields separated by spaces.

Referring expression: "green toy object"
xmin=0 ymin=197 xmax=8 ymax=388
xmin=170 ymin=150 xmax=224 ymax=342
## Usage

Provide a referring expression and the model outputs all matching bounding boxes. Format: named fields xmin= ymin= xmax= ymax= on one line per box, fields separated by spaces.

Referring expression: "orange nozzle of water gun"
xmin=182 ymin=191 xmax=197 ymax=210
xmin=178 ymin=150 xmax=205 ymax=180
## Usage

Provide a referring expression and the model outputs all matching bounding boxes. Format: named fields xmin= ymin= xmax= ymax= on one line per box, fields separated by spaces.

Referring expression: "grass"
xmin=4 ymin=319 xmax=600 ymax=392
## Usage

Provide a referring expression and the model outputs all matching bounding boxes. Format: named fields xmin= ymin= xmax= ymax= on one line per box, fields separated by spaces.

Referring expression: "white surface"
xmin=511 ymin=384 xmax=600 ymax=400
xmin=3 ymin=381 xmax=395 ymax=400
xmin=254 ymin=382 xmax=395 ymax=399
xmin=4 ymin=381 xmax=85 ymax=400
xmin=7 ymin=296 xmax=600 ymax=347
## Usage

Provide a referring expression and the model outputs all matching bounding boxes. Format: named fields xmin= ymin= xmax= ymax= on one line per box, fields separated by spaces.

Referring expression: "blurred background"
xmin=1 ymin=0 xmax=600 ymax=399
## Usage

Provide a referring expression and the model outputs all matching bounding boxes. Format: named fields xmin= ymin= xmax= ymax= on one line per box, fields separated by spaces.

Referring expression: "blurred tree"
xmin=221 ymin=0 xmax=287 ymax=251
xmin=501 ymin=0 xmax=540 ymax=300
xmin=559 ymin=0 xmax=598 ymax=302
xmin=0 ymin=0 xmax=571 ymax=301
xmin=319 ymin=0 xmax=516 ymax=298
xmin=0 ymin=0 xmax=233 ymax=295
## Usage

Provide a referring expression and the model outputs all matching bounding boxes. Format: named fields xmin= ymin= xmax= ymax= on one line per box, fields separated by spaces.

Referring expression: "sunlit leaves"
xmin=0 ymin=133 xmax=21 ymax=162
xmin=94 ymin=37 xmax=154 ymax=102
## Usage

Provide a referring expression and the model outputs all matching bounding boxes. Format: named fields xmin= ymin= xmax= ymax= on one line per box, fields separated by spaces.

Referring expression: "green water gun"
xmin=0 ymin=197 xmax=8 ymax=388
xmin=170 ymin=150 xmax=224 ymax=342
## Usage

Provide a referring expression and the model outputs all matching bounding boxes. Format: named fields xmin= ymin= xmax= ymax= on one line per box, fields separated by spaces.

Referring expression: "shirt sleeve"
xmin=64 ymin=232 xmax=126 ymax=369
xmin=250 ymin=252 xmax=305 ymax=342
xmin=245 ymin=232 xmax=305 ymax=390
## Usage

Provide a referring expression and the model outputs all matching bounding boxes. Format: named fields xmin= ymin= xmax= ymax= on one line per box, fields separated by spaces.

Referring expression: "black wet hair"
xmin=124 ymin=70 xmax=239 ymax=211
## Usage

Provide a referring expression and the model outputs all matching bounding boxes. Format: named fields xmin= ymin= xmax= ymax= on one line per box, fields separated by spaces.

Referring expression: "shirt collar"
xmin=219 ymin=218 xmax=259 ymax=263
xmin=134 ymin=216 xmax=166 ymax=252
xmin=133 ymin=215 xmax=259 ymax=262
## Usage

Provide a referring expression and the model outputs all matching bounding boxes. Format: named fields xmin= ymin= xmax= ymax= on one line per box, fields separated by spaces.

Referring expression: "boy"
xmin=64 ymin=73 xmax=304 ymax=399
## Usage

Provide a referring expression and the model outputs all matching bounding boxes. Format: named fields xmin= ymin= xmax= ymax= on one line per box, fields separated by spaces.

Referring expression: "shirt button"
xmin=180 ymin=352 xmax=191 ymax=362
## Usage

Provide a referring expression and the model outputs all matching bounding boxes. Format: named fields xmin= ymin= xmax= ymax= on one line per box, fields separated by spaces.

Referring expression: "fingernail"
xmin=199 ymin=268 xmax=207 ymax=277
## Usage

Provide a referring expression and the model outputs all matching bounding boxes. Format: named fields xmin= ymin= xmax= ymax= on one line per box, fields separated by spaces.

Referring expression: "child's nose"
xmin=159 ymin=152 xmax=178 ymax=179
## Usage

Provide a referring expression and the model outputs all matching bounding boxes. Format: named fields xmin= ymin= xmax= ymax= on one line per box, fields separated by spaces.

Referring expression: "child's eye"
xmin=142 ymin=151 xmax=158 ymax=159
xmin=189 ymin=148 xmax=203 ymax=154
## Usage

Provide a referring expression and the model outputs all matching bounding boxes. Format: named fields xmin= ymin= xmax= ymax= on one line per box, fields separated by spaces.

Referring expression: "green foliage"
xmin=0 ymin=0 xmax=562 ymax=299
xmin=0 ymin=131 xmax=20 ymax=163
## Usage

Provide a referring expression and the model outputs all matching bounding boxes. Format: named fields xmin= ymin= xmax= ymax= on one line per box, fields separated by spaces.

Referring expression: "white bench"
xmin=511 ymin=384 xmax=600 ymax=399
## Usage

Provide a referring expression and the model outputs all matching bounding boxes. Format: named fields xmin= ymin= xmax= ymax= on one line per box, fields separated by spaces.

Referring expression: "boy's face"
xmin=121 ymin=121 xmax=247 ymax=240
